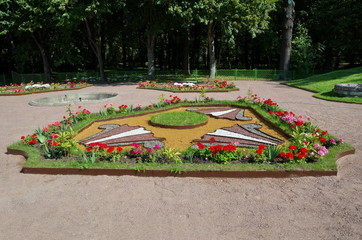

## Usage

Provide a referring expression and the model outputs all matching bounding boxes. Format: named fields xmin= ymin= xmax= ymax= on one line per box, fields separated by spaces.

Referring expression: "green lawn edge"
xmin=282 ymin=67 xmax=362 ymax=104
xmin=7 ymin=141 xmax=354 ymax=172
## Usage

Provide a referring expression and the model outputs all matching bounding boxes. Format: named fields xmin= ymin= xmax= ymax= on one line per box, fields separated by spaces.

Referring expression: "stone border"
xmin=0 ymin=85 xmax=92 ymax=96
xmin=137 ymin=87 xmax=240 ymax=93
xmin=6 ymin=148 xmax=356 ymax=178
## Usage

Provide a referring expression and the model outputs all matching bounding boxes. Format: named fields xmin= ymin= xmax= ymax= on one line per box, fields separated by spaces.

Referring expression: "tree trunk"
xmin=182 ymin=29 xmax=191 ymax=75
xmin=278 ymin=0 xmax=295 ymax=80
xmin=85 ymin=19 xmax=106 ymax=82
xmin=31 ymin=32 xmax=52 ymax=82
xmin=147 ymin=32 xmax=156 ymax=79
xmin=208 ymin=22 xmax=217 ymax=79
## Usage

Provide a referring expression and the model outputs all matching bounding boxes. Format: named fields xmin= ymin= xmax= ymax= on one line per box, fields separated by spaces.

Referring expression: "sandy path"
xmin=0 ymin=81 xmax=361 ymax=240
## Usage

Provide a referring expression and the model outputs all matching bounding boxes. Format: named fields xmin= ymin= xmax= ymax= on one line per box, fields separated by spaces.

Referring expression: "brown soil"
xmin=1 ymin=81 xmax=361 ymax=240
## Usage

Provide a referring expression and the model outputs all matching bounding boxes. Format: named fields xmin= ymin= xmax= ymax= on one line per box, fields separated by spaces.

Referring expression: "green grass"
xmin=150 ymin=111 xmax=208 ymax=126
xmin=283 ymin=67 xmax=362 ymax=103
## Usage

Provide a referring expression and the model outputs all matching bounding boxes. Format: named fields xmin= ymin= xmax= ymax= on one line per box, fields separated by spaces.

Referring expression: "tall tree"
xmin=278 ymin=0 xmax=295 ymax=80
xmin=50 ymin=0 xmax=125 ymax=82
xmin=175 ymin=0 xmax=276 ymax=79
xmin=3 ymin=0 xmax=56 ymax=82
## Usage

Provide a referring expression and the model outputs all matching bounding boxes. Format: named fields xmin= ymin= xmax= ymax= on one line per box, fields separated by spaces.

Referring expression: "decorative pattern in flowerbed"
xmin=7 ymin=93 xmax=354 ymax=178
xmin=137 ymin=80 xmax=239 ymax=92
xmin=0 ymin=82 xmax=92 ymax=95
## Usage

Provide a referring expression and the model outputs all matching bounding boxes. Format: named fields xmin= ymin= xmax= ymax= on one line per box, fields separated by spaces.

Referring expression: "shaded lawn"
xmin=283 ymin=67 xmax=362 ymax=103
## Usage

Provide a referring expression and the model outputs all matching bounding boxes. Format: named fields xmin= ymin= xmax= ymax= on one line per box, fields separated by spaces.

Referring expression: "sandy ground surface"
xmin=0 ymin=81 xmax=361 ymax=240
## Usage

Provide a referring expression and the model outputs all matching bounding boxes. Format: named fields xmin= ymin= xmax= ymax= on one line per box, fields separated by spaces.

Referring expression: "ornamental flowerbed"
xmin=0 ymin=81 xmax=91 ymax=95
xmin=138 ymin=80 xmax=239 ymax=92
xmin=7 ymin=93 xmax=354 ymax=176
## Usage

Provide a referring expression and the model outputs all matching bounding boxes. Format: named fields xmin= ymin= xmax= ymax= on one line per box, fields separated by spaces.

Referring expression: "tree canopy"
xmin=0 ymin=0 xmax=360 ymax=81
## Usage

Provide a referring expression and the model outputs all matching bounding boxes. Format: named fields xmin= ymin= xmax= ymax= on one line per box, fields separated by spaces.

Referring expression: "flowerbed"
xmin=7 ymin=93 xmax=354 ymax=176
xmin=138 ymin=80 xmax=239 ymax=92
xmin=0 ymin=82 xmax=92 ymax=95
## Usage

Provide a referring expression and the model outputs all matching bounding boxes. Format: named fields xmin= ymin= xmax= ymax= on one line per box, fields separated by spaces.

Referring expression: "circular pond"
xmin=334 ymin=83 xmax=362 ymax=97
xmin=29 ymin=92 xmax=118 ymax=106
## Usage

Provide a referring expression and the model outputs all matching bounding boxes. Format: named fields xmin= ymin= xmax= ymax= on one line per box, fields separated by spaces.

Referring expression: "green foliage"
xmin=284 ymin=67 xmax=362 ymax=103
xmin=291 ymin=24 xmax=317 ymax=71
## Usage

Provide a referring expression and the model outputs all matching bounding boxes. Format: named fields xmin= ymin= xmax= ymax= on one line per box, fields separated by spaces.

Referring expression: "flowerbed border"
xmin=136 ymin=87 xmax=239 ymax=93
xmin=6 ymin=148 xmax=355 ymax=178
xmin=0 ymin=84 xmax=93 ymax=96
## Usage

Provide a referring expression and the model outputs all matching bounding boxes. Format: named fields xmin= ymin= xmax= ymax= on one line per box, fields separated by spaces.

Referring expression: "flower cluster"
xmin=164 ymin=95 xmax=181 ymax=104
xmin=0 ymin=82 xmax=90 ymax=94
xmin=195 ymin=140 xmax=238 ymax=163
xmin=138 ymin=80 xmax=237 ymax=91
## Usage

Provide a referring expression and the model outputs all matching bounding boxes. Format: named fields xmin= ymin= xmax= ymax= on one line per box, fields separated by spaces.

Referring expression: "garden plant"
xmin=8 ymin=93 xmax=353 ymax=174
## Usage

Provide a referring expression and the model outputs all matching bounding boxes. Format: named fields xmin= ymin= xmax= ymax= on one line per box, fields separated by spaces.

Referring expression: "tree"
xmin=175 ymin=0 xmax=276 ymax=79
xmin=50 ymin=0 xmax=125 ymax=82
xmin=3 ymin=0 xmax=56 ymax=82
xmin=278 ymin=0 xmax=295 ymax=80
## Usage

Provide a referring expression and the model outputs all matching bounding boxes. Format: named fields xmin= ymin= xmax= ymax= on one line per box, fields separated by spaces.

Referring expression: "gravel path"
xmin=0 ymin=81 xmax=361 ymax=240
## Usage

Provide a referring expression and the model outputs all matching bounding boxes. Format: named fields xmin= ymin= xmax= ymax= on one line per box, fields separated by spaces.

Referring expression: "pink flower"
xmin=154 ymin=144 xmax=161 ymax=149
xmin=51 ymin=133 xmax=58 ymax=139
xmin=131 ymin=143 xmax=141 ymax=148
xmin=54 ymin=121 xmax=61 ymax=127
xmin=43 ymin=127 xmax=49 ymax=132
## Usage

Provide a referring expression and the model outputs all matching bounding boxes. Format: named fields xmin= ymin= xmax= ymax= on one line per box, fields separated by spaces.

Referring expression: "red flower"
xmin=288 ymin=145 xmax=297 ymax=151
xmin=296 ymin=121 xmax=303 ymax=126
xmin=210 ymin=137 xmax=216 ymax=142
xmin=300 ymin=148 xmax=308 ymax=154
xmin=279 ymin=152 xmax=286 ymax=157
xmin=322 ymin=131 xmax=327 ymax=135
xmin=286 ymin=152 xmax=294 ymax=160
xmin=318 ymin=137 xmax=327 ymax=142
xmin=297 ymin=153 xmax=306 ymax=159
xmin=210 ymin=145 xmax=223 ymax=155
xmin=117 ymin=147 xmax=123 ymax=152
xmin=107 ymin=146 xmax=115 ymax=153
xmin=258 ymin=144 xmax=266 ymax=150
xmin=20 ymin=136 xmax=25 ymax=140
xmin=223 ymin=144 xmax=236 ymax=151
xmin=51 ymin=141 xmax=58 ymax=146
xmin=29 ymin=139 xmax=37 ymax=144
xmin=256 ymin=149 xmax=263 ymax=155
xmin=32 ymin=134 xmax=37 ymax=138
xmin=196 ymin=142 xmax=205 ymax=150
xmin=86 ymin=147 xmax=93 ymax=151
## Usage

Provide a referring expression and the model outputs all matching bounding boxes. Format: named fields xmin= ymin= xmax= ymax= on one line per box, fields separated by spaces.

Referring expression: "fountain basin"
xmin=29 ymin=92 xmax=118 ymax=106
xmin=334 ymin=83 xmax=362 ymax=97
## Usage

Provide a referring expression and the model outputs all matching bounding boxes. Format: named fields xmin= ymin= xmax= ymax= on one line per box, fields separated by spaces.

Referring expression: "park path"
xmin=0 ymin=81 xmax=361 ymax=240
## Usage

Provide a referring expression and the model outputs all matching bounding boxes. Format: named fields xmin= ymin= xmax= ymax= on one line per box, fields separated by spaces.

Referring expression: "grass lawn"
xmin=283 ymin=67 xmax=362 ymax=103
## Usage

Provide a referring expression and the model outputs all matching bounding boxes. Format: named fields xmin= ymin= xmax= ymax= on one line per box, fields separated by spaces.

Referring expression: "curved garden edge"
xmin=136 ymin=87 xmax=240 ymax=93
xmin=280 ymin=82 xmax=362 ymax=105
xmin=0 ymin=84 xmax=93 ymax=96
xmin=6 ymin=147 xmax=355 ymax=178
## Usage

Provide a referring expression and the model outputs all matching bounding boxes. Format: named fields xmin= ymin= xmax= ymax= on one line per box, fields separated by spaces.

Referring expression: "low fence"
xmin=1 ymin=69 xmax=318 ymax=85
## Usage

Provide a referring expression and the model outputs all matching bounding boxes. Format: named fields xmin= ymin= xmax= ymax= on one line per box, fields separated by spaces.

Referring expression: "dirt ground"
xmin=0 ymin=81 xmax=361 ymax=240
